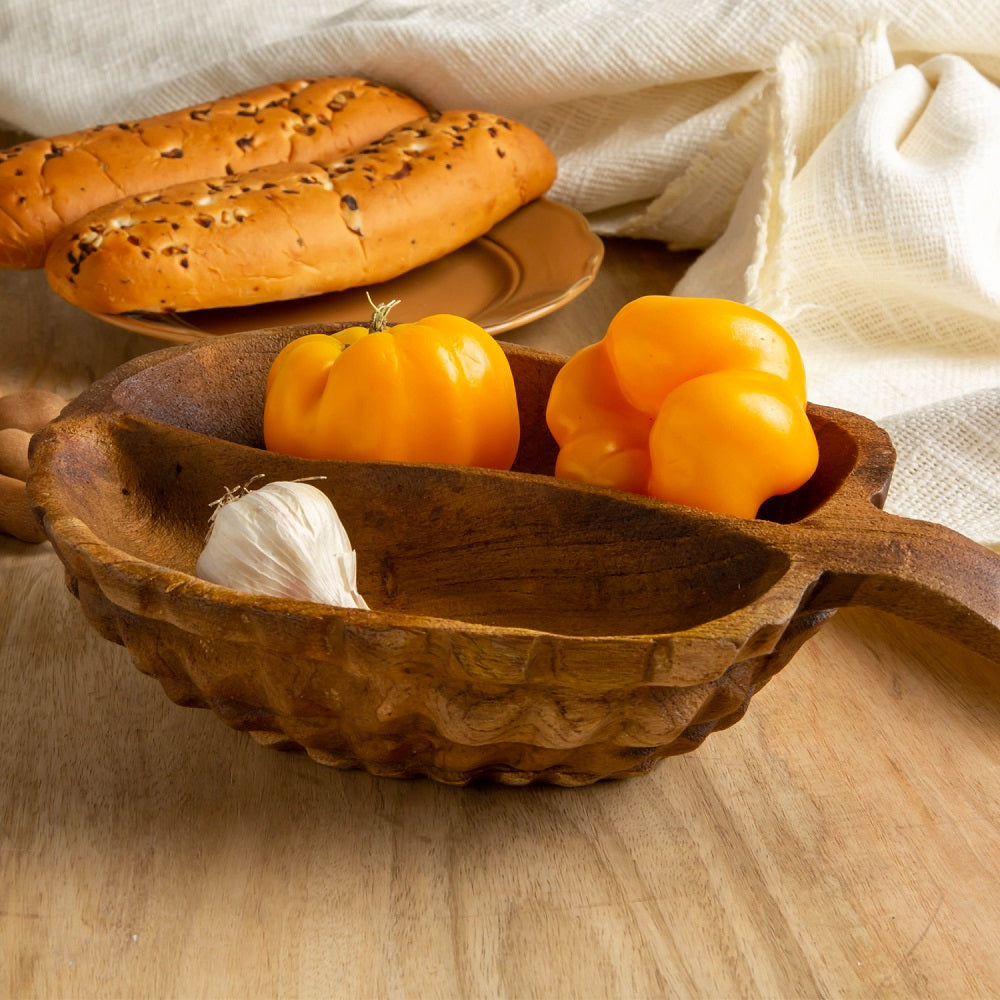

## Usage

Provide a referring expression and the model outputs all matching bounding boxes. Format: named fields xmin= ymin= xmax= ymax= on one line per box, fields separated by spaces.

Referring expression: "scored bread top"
xmin=0 ymin=77 xmax=428 ymax=269
xmin=45 ymin=110 xmax=558 ymax=315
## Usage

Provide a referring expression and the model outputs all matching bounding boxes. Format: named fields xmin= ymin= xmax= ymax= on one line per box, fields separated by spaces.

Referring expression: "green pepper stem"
xmin=366 ymin=292 xmax=401 ymax=333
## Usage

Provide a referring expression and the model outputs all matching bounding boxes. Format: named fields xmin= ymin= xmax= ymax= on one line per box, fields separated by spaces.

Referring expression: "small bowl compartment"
xmin=53 ymin=413 xmax=791 ymax=637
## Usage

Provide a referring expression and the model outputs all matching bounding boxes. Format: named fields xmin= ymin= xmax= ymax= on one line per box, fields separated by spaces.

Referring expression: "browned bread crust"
xmin=44 ymin=110 xmax=558 ymax=314
xmin=0 ymin=77 xmax=428 ymax=269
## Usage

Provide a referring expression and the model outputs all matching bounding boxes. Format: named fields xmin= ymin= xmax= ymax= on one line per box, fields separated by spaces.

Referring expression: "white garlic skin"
xmin=195 ymin=480 xmax=368 ymax=609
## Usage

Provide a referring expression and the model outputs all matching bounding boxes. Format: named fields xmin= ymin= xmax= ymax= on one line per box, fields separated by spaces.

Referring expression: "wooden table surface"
xmin=2 ymin=216 xmax=999 ymax=998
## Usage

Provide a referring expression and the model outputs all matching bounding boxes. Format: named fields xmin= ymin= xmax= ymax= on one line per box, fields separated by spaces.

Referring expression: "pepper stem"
xmin=365 ymin=292 xmax=401 ymax=333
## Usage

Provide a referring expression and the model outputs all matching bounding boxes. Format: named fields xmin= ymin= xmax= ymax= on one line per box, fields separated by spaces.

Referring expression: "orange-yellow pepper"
xmin=263 ymin=303 xmax=520 ymax=470
xmin=545 ymin=295 xmax=819 ymax=518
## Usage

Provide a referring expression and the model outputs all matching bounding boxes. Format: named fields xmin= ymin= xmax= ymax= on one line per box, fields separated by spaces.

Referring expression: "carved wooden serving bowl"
xmin=28 ymin=327 xmax=1000 ymax=785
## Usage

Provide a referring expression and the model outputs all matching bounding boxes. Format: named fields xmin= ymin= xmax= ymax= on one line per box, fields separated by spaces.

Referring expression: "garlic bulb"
xmin=195 ymin=478 xmax=368 ymax=609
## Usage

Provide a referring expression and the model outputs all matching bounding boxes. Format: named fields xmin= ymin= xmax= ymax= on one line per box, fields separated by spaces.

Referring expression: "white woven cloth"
xmin=1 ymin=0 xmax=998 ymax=544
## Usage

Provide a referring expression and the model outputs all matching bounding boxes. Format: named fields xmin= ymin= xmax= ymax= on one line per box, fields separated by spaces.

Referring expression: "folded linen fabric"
xmin=672 ymin=31 xmax=1000 ymax=544
xmin=0 ymin=0 xmax=997 ymax=543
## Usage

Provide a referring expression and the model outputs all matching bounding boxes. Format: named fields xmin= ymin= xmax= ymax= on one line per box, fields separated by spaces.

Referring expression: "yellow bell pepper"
xmin=545 ymin=295 xmax=819 ymax=518
xmin=263 ymin=301 xmax=520 ymax=470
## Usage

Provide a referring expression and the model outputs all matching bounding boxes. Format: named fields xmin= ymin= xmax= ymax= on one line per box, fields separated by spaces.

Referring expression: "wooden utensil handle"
xmin=802 ymin=511 xmax=1000 ymax=662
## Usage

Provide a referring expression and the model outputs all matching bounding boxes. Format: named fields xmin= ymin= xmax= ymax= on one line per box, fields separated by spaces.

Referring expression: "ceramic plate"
xmin=88 ymin=199 xmax=603 ymax=343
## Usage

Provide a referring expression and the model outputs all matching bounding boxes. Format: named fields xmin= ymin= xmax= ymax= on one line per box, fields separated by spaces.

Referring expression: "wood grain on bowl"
xmin=26 ymin=329 xmax=1000 ymax=784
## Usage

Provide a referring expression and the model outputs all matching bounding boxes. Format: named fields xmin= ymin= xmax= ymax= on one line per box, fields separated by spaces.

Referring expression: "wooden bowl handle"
xmin=800 ymin=509 xmax=1000 ymax=661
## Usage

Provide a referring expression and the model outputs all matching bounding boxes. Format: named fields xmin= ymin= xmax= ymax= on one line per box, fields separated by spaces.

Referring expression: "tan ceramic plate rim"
xmin=86 ymin=198 xmax=604 ymax=344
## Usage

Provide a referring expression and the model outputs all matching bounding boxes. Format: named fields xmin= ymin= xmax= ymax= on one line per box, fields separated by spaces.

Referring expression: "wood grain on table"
xmin=2 ymin=233 xmax=998 ymax=999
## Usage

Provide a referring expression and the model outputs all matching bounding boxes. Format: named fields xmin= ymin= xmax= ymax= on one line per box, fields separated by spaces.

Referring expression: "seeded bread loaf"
xmin=44 ymin=110 xmax=558 ymax=315
xmin=0 ymin=77 xmax=428 ymax=269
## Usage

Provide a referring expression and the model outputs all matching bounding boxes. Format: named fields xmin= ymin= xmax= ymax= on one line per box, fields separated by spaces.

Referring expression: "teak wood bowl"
xmin=28 ymin=327 xmax=1000 ymax=785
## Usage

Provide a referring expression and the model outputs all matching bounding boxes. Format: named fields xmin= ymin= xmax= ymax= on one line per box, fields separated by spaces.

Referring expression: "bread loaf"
xmin=0 ymin=77 xmax=427 ymax=269
xmin=44 ymin=110 xmax=558 ymax=315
